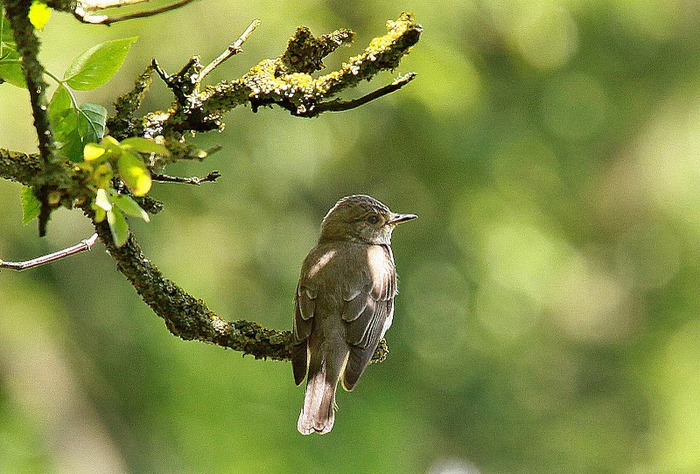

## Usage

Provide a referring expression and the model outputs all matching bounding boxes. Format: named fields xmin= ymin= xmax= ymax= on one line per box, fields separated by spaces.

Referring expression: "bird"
xmin=292 ymin=194 xmax=416 ymax=435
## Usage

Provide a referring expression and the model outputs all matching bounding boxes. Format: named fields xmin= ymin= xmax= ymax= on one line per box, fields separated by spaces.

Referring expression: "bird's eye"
xmin=367 ymin=215 xmax=380 ymax=225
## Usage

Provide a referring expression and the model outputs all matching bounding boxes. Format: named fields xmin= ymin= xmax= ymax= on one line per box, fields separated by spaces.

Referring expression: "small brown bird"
xmin=292 ymin=195 xmax=416 ymax=435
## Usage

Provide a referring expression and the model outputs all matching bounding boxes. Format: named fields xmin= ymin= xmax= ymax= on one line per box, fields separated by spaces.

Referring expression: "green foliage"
xmin=0 ymin=3 xmax=52 ymax=85
xmin=63 ymin=37 xmax=137 ymax=91
xmin=45 ymin=38 xmax=137 ymax=161
xmin=9 ymin=32 xmax=149 ymax=247
xmin=77 ymin=135 xmax=164 ymax=246
xmin=20 ymin=186 xmax=40 ymax=225
xmin=106 ymin=198 xmax=129 ymax=246
xmin=0 ymin=10 xmax=25 ymax=87
xmin=48 ymin=86 xmax=103 ymax=162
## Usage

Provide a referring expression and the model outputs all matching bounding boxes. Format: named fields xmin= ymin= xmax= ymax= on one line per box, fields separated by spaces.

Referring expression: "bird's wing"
xmin=341 ymin=245 xmax=396 ymax=391
xmin=292 ymin=281 xmax=317 ymax=386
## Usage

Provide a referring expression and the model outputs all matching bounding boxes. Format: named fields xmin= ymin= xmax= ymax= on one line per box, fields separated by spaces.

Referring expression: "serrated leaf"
xmin=64 ymin=37 xmax=137 ymax=91
xmin=120 ymin=137 xmax=170 ymax=156
xmin=78 ymin=103 xmax=107 ymax=143
xmin=118 ymin=151 xmax=151 ymax=196
xmin=107 ymin=208 xmax=129 ymax=247
xmin=0 ymin=60 xmax=26 ymax=88
xmin=112 ymin=194 xmax=150 ymax=222
xmin=20 ymin=186 xmax=41 ymax=224
xmin=28 ymin=1 xmax=51 ymax=30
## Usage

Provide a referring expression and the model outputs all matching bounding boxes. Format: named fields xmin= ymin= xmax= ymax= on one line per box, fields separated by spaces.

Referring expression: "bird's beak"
xmin=387 ymin=213 xmax=417 ymax=225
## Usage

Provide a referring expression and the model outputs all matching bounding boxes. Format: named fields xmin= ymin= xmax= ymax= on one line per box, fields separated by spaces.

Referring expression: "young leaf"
xmin=93 ymin=163 xmax=113 ymax=188
xmin=84 ymin=143 xmax=105 ymax=161
xmin=20 ymin=186 xmax=41 ymax=224
xmin=28 ymin=1 xmax=51 ymax=30
xmin=112 ymin=194 xmax=150 ymax=222
xmin=78 ymin=103 xmax=107 ymax=143
xmin=95 ymin=188 xmax=112 ymax=211
xmin=120 ymin=137 xmax=170 ymax=156
xmin=107 ymin=208 xmax=129 ymax=247
xmin=64 ymin=37 xmax=138 ymax=91
xmin=118 ymin=151 xmax=151 ymax=196
xmin=93 ymin=206 xmax=106 ymax=223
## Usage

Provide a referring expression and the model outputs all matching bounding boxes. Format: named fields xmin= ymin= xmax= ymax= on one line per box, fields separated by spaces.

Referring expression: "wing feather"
xmin=341 ymin=245 xmax=396 ymax=391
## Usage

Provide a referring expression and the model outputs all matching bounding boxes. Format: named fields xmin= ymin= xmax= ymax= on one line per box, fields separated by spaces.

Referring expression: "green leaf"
xmin=93 ymin=163 xmax=113 ymax=188
xmin=83 ymin=143 xmax=105 ymax=161
xmin=95 ymin=188 xmax=112 ymax=211
xmin=120 ymin=137 xmax=170 ymax=156
xmin=107 ymin=208 xmax=129 ymax=247
xmin=51 ymin=101 xmax=107 ymax=162
xmin=0 ymin=59 xmax=25 ymax=87
xmin=1 ymin=9 xmax=29 ymax=88
xmin=112 ymin=194 xmax=150 ymax=222
xmin=93 ymin=206 xmax=106 ymax=223
xmin=58 ymin=128 xmax=84 ymax=162
xmin=49 ymin=85 xmax=72 ymax=126
xmin=0 ymin=13 xmax=18 ymax=59
xmin=64 ymin=37 xmax=138 ymax=91
xmin=20 ymin=186 xmax=41 ymax=225
xmin=28 ymin=1 xmax=51 ymax=30
xmin=118 ymin=151 xmax=151 ymax=196
xmin=78 ymin=103 xmax=107 ymax=143
xmin=52 ymin=110 xmax=82 ymax=162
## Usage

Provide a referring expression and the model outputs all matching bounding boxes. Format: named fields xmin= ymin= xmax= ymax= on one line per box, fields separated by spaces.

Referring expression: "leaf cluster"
xmin=4 ymin=24 xmax=161 ymax=247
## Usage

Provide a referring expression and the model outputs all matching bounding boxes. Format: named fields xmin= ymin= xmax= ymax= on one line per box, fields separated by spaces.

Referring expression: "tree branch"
xmin=91 ymin=214 xmax=293 ymax=360
xmin=72 ymin=0 xmax=197 ymax=25
xmin=4 ymin=0 xmax=59 ymax=236
xmin=198 ymin=18 xmax=260 ymax=81
xmin=0 ymin=234 xmax=98 ymax=271
xmin=297 ymin=72 xmax=416 ymax=117
xmin=128 ymin=12 xmax=422 ymax=140
xmin=151 ymin=170 xmax=221 ymax=185
xmin=89 ymin=210 xmax=390 ymax=363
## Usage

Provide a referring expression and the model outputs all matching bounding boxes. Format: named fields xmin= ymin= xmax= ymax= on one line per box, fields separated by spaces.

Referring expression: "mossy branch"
xmin=107 ymin=12 xmax=422 ymax=144
xmin=4 ymin=0 xmax=60 ymax=236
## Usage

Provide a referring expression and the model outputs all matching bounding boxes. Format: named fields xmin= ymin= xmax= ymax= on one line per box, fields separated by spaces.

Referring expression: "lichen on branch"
xmin=120 ymin=12 xmax=422 ymax=142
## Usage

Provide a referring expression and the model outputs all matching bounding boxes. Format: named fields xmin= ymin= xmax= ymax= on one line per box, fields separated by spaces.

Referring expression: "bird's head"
xmin=319 ymin=194 xmax=417 ymax=245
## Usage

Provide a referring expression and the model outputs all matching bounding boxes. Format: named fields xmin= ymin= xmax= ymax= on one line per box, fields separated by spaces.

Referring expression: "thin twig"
xmin=302 ymin=72 xmax=417 ymax=117
xmin=77 ymin=0 xmax=155 ymax=12
xmin=199 ymin=19 xmax=261 ymax=82
xmin=151 ymin=171 xmax=221 ymax=185
xmin=74 ymin=0 xmax=196 ymax=25
xmin=0 ymin=234 xmax=99 ymax=271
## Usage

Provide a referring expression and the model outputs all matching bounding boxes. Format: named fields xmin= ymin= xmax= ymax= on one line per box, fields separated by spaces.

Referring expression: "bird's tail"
xmin=297 ymin=357 xmax=341 ymax=435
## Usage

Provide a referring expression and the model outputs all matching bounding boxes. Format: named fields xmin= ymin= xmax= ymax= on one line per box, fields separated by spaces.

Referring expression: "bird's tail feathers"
xmin=297 ymin=356 xmax=343 ymax=435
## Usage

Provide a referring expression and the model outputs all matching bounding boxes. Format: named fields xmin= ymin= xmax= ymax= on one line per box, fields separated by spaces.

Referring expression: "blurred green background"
xmin=2 ymin=0 xmax=700 ymax=472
